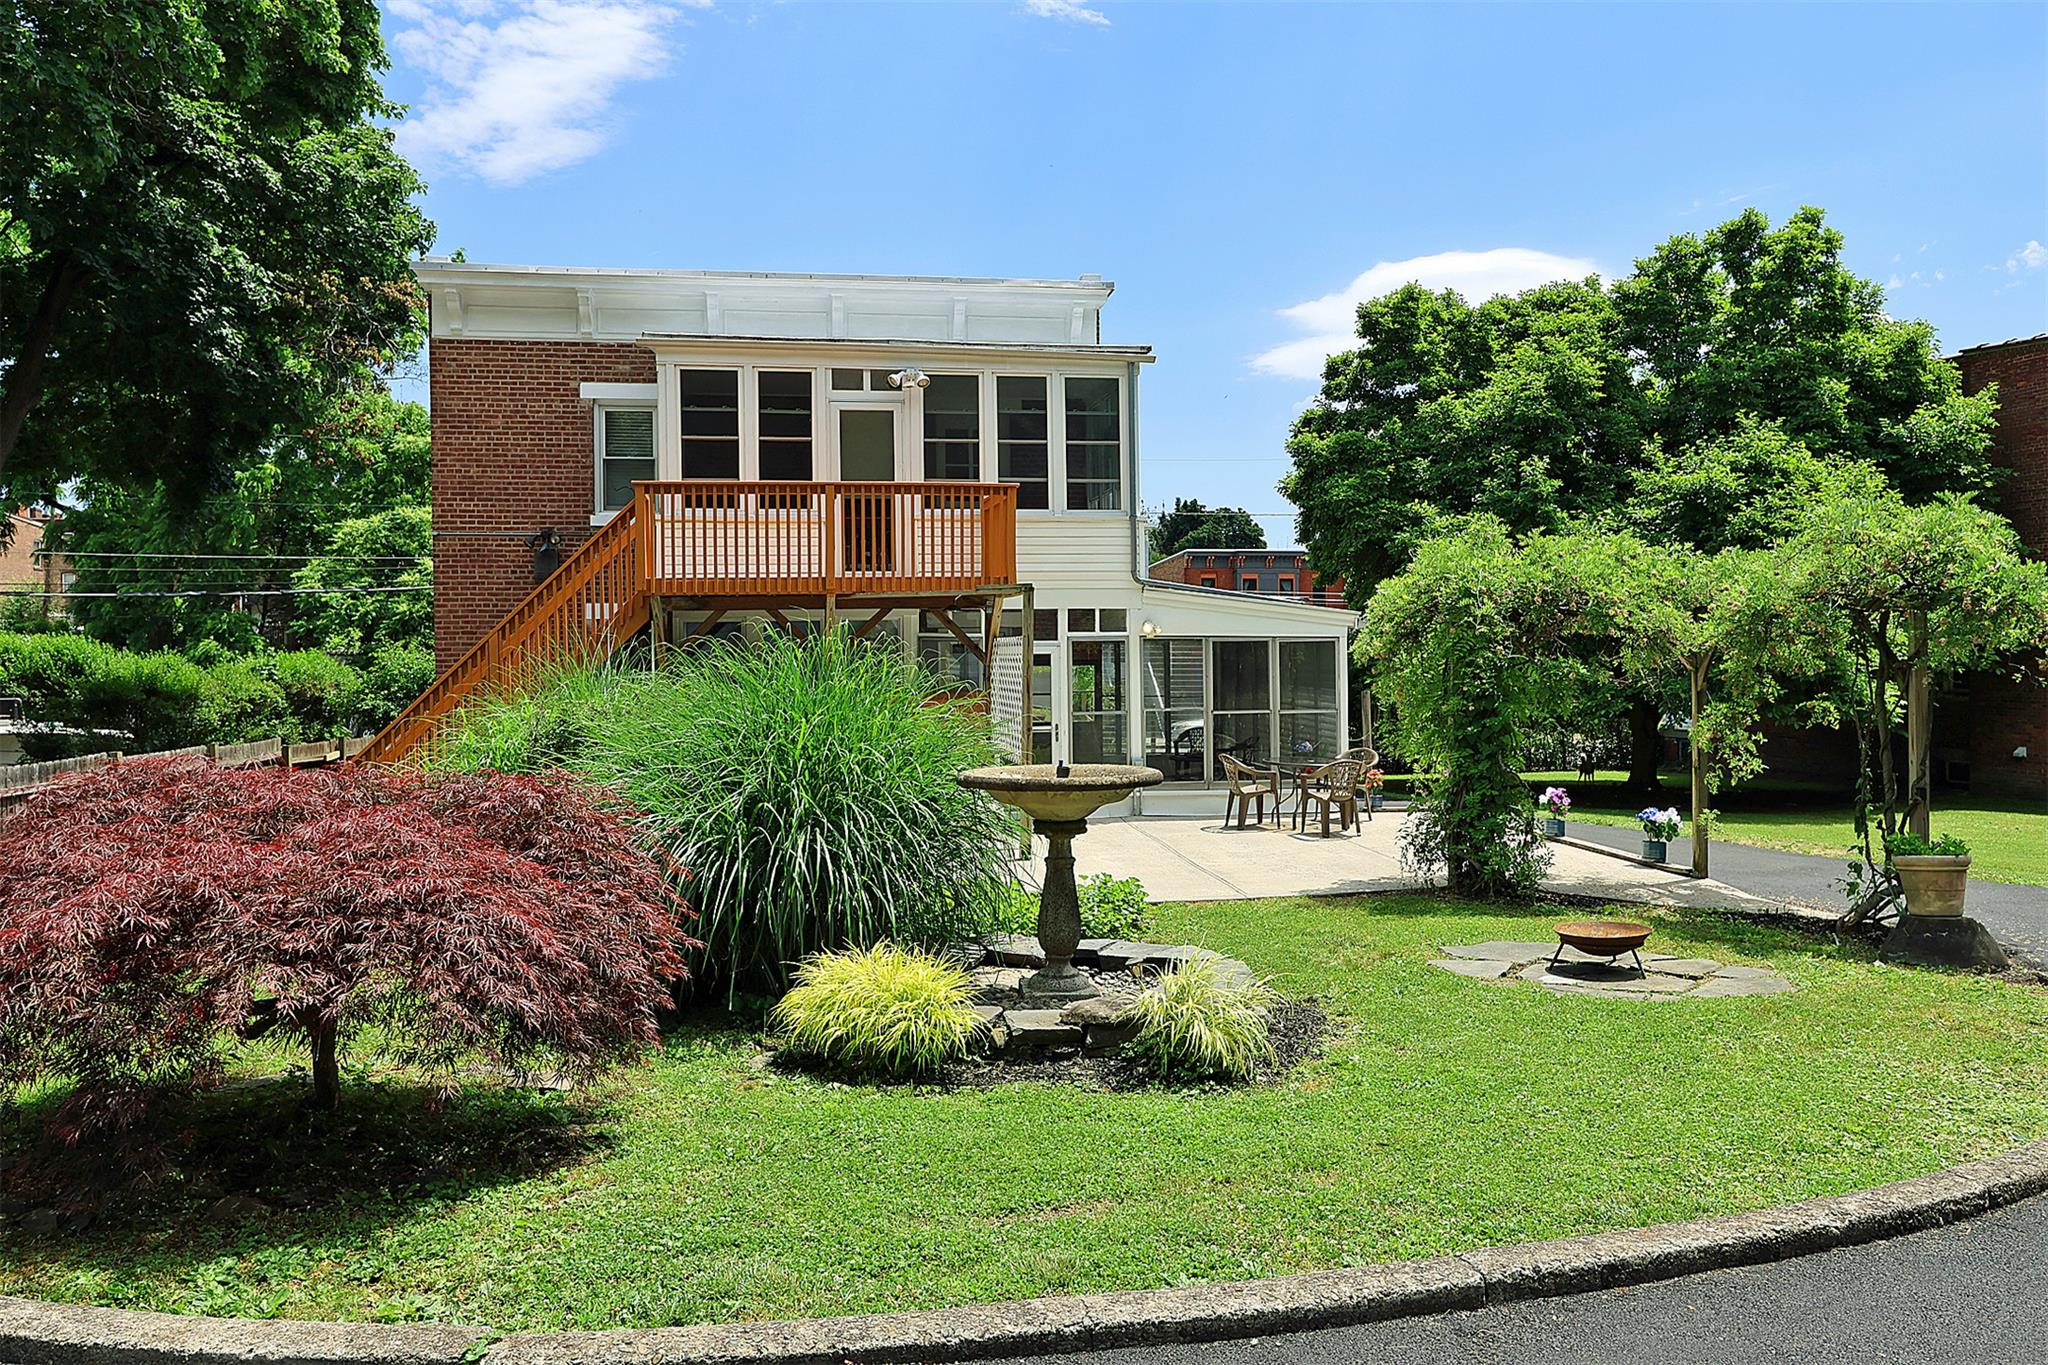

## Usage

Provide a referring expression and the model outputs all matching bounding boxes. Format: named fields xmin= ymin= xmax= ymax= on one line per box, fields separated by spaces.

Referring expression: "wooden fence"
xmin=0 ymin=735 xmax=374 ymax=820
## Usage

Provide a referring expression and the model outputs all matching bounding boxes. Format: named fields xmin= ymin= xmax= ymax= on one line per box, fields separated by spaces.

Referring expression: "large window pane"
xmin=757 ymin=370 xmax=813 ymax=481
xmin=1064 ymin=376 xmax=1121 ymax=510
xmin=1141 ymin=637 xmax=1204 ymax=781
xmin=1210 ymin=640 xmax=1270 ymax=776
xmin=997 ymin=375 xmax=1050 ymax=510
xmin=598 ymin=407 xmax=655 ymax=511
xmin=923 ymin=373 xmax=980 ymax=481
xmin=1069 ymin=640 xmax=1128 ymax=765
xmin=1279 ymin=640 xmax=1341 ymax=763
xmin=679 ymin=369 xmax=740 ymax=479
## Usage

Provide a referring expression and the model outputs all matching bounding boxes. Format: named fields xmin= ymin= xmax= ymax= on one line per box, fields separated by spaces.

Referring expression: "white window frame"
xmin=590 ymin=397 xmax=658 ymax=523
xmin=1055 ymin=370 xmax=1127 ymax=516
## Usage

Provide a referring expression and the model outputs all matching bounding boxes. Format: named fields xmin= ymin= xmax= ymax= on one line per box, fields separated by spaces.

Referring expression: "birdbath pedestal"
xmin=957 ymin=763 xmax=1163 ymax=1003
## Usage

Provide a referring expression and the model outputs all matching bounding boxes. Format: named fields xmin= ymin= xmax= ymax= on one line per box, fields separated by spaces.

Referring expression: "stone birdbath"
xmin=957 ymin=762 xmax=1163 ymax=1003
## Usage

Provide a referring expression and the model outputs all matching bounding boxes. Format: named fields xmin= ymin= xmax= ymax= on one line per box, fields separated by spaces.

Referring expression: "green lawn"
xmin=1563 ymin=797 xmax=2048 ymax=887
xmin=5 ymin=894 xmax=2047 ymax=1331
xmin=1379 ymin=770 xmax=2047 ymax=887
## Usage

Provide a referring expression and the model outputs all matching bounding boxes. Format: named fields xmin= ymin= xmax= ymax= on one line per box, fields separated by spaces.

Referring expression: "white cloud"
xmin=389 ymin=1 xmax=708 ymax=185
xmin=1024 ymin=0 xmax=1110 ymax=25
xmin=2007 ymin=240 xmax=2048 ymax=272
xmin=1250 ymin=248 xmax=1601 ymax=380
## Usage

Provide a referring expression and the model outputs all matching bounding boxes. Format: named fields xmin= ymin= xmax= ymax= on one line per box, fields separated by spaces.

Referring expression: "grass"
xmin=4 ymin=894 xmax=2046 ymax=1331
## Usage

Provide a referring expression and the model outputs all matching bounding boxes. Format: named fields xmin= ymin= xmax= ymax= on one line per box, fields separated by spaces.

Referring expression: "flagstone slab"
xmin=1438 ymin=944 xmax=1795 ymax=1000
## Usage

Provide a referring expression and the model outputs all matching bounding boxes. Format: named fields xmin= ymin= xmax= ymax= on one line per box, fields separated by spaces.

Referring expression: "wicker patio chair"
xmin=1295 ymin=759 xmax=1364 ymax=838
xmin=1220 ymin=753 xmax=1282 ymax=830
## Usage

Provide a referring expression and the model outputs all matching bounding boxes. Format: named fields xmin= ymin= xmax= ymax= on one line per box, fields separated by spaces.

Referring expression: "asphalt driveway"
xmin=1562 ymin=822 xmax=2048 ymax=967
xmin=1000 ymin=1193 xmax=2048 ymax=1365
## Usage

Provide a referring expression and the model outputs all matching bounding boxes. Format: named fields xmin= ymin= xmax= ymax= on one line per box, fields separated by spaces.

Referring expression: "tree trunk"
xmin=309 ymin=1016 xmax=341 ymax=1112
xmin=1626 ymin=697 xmax=1663 ymax=796
xmin=0 ymin=252 xmax=86 ymax=481
xmin=1905 ymin=610 xmax=1931 ymax=840
xmin=1688 ymin=658 xmax=1710 ymax=880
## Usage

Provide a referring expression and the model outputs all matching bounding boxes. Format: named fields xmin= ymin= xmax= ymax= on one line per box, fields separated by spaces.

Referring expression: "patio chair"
xmin=1220 ymin=753 xmax=1282 ymax=830
xmin=1295 ymin=759 xmax=1363 ymax=838
xmin=1337 ymin=747 xmax=1379 ymax=821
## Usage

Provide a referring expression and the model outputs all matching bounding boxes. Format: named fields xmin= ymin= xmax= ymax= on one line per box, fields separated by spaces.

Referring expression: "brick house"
xmin=389 ymin=260 xmax=1358 ymax=812
xmin=1148 ymin=548 xmax=1345 ymax=605
xmin=1949 ymin=333 xmax=2047 ymax=801
xmin=0 ymin=507 xmax=68 ymax=618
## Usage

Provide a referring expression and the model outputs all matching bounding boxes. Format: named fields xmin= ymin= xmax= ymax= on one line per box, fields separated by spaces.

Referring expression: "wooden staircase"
xmin=358 ymin=480 xmax=1019 ymax=766
xmin=356 ymin=499 xmax=650 ymax=765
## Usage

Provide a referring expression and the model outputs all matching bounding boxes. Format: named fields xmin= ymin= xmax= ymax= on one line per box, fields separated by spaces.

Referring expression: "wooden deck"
xmin=357 ymin=480 xmax=1020 ymax=764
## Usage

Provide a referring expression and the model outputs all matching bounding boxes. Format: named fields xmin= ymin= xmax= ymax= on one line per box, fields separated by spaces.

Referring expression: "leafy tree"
xmin=1359 ymin=520 xmax=1636 ymax=897
xmin=56 ymin=390 xmax=430 ymax=652
xmin=0 ymin=0 xmax=433 ymax=494
xmin=0 ymin=759 xmax=696 ymax=1131
xmin=1288 ymin=207 xmax=2001 ymax=792
xmin=1283 ymin=278 xmax=1645 ymax=600
xmin=1148 ymin=498 xmax=1267 ymax=560
xmin=1774 ymin=490 xmax=2048 ymax=918
xmin=292 ymin=505 xmax=433 ymax=657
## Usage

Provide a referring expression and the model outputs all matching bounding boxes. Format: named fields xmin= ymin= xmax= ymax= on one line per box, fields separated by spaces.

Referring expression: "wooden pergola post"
xmin=1905 ymin=609 xmax=1932 ymax=840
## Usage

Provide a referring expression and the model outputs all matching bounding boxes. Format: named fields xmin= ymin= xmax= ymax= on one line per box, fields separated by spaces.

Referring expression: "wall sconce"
xmin=1140 ymin=620 xmax=1159 ymax=638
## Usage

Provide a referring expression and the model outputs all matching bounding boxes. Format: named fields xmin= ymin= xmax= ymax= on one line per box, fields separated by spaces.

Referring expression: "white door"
xmin=834 ymin=404 xmax=902 ymax=481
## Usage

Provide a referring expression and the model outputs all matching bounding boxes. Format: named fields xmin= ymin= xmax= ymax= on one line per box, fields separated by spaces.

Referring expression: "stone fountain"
xmin=956 ymin=762 xmax=1163 ymax=1003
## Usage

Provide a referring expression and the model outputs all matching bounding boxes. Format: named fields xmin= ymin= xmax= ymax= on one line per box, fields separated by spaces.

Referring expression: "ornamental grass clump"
xmin=432 ymin=629 xmax=1015 ymax=1001
xmin=1126 ymin=958 xmax=1276 ymax=1082
xmin=771 ymin=944 xmax=981 ymax=1077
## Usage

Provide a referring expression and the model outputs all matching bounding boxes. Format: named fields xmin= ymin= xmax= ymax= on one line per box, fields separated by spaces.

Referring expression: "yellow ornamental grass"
xmin=1127 ymin=957 xmax=1276 ymax=1081
xmin=771 ymin=944 xmax=982 ymax=1077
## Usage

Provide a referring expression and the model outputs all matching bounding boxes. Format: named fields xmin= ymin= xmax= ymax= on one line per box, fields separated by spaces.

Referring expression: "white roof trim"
xmin=1138 ymin=578 xmax=1359 ymax=624
xmin=414 ymin=260 xmax=1114 ymax=298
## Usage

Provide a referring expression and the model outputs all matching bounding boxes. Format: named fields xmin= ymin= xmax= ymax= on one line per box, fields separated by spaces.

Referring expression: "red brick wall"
xmin=1957 ymin=338 xmax=2048 ymax=801
xmin=430 ymin=338 xmax=656 ymax=669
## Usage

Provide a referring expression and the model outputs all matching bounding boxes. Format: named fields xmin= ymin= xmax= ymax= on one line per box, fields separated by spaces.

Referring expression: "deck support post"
xmin=648 ymin=594 xmax=666 ymax=668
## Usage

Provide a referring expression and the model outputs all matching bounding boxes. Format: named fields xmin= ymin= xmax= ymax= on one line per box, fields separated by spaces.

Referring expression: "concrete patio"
xmin=1031 ymin=812 xmax=1786 ymax=912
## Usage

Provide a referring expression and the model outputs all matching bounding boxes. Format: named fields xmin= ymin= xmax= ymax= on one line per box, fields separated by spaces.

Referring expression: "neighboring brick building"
xmin=1950 ymin=333 xmax=2048 ymax=801
xmin=1148 ymin=548 xmax=1345 ymax=605
xmin=0 ymin=508 xmax=67 ymax=618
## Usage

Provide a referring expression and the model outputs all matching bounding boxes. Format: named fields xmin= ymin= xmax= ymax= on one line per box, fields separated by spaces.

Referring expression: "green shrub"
xmin=771 ymin=944 xmax=981 ymax=1077
xmin=358 ymin=643 xmax=437 ymax=730
xmin=432 ymin=630 xmax=1015 ymax=1000
xmin=995 ymin=873 xmax=1151 ymax=941
xmin=269 ymin=650 xmax=365 ymax=740
xmin=1126 ymin=958 xmax=1275 ymax=1082
xmin=193 ymin=658 xmax=288 ymax=744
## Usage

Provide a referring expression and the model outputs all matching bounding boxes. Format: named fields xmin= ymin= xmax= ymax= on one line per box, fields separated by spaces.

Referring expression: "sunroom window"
xmin=597 ymin=405 xmax=655 ymax=512
xmin=996 ymin=375 xmax=1050 ymax=510
xmin=1064 ymin=376 xmax=1121 ymax=510
xmin=678 ymin=369 xmax=740 ymax=479
xmin=757 ymin=370 xmax=814 ymax=481
xmin=923 ymin=374 xmax=980 ymax=481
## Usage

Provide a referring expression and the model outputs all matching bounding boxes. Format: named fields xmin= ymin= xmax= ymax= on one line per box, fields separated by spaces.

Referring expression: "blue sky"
xmin=381 ymin=1 xmax=2048 ymax=545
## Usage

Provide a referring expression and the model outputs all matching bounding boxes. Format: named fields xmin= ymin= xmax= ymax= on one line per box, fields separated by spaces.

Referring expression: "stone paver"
xmin=1028 ymin=813 xmax=1781 ymax=912
xmin=1444 ymin=942 xmax=1795 ymax=999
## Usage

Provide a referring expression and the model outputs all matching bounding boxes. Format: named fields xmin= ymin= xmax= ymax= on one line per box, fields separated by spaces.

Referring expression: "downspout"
xmin=1127 ymin=360 xmax=1143 ymax=584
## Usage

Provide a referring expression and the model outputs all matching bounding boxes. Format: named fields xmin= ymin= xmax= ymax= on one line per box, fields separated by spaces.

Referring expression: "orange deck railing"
xmin=358 ymin=480 xmax=1018 ymax=765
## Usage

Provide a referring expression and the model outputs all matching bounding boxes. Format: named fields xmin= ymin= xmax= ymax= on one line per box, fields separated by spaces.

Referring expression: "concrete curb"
xmin=7 ymin=1138 xmax=2047 ymax=1365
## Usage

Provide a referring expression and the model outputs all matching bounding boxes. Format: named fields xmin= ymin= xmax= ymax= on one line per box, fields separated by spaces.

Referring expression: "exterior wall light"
xmin=888 ymin=368 xmax=930 ymax=389
xmin=1140 ymin=619 xmax=1159 ymax=638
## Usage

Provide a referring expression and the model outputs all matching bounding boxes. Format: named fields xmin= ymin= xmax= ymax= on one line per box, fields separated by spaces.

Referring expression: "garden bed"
xmin=4 ymin=893 xmax=2046 ymax=1332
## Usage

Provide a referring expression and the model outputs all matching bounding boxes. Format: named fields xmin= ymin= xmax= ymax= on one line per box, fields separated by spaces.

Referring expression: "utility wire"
xmin=1 ymin=586 xmax=432 ymax=600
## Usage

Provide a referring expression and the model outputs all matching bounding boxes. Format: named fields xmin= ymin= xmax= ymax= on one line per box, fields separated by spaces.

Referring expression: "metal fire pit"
xmin=1552 ymin=920 xmax=1652 ymax=976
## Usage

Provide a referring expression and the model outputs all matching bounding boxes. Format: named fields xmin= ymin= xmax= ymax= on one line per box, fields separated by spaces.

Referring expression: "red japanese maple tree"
xmin=0 ymin=758 xmax=695 ymax=1135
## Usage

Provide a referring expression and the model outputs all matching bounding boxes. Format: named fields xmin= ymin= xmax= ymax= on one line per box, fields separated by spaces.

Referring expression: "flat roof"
xmin=414 ymin=259 xmax=1113 ymax=294
xmin=639 ymin=334 xmax=1151 ymax=358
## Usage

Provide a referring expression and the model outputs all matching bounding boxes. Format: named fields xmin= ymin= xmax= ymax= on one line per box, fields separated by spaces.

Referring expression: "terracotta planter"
xmin=1894 ymin=855 xmax=1971 ymax=918
xmin=1641 ymin=838 xmax=1668 ymax=862
xmin=1542 ymin=816 xmax=1567 ymax=837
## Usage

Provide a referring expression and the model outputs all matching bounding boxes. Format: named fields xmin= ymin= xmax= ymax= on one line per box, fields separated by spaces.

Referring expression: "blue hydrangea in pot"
xmin=1885 ymin=832 xmax=1972 ymax=918
xmin=1637 ymin=805 xmax=1681 ymax=862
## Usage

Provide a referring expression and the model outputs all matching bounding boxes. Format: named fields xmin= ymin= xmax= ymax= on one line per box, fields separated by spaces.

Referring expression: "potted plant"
xmin=1363 ymin=767 xmax=1386 ymax=811
xmin=1538 ymin=785 xmax=1570 ymax=838
xmin=1636 ymin=805 xmax=1681 ymax=862
xmin=1885 ymin=832 xmax=1972 ymax=918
